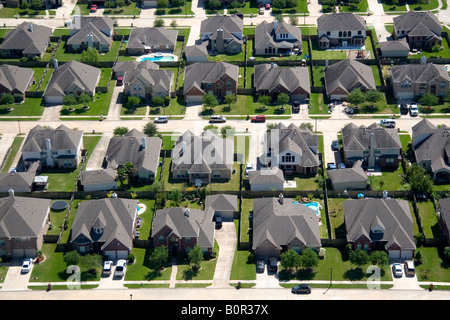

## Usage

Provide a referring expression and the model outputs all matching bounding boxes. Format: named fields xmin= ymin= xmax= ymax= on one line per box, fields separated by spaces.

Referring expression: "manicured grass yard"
xmin=409 ymin=37 xmax=450 ymax=59
xmin=416 ymin=199 xmax=439 ymax=238
xmin=310 ymin=41 xmax=347 ymax=60
xmin=415 ymin=246 xmax=450 ymax=282
xmin=0 ymin=98 xmax=44 ymax=117
xmin=54 ymin=41 xmax=122 ymax=62
xmin=309 ymin=93 xmax=330 ymax=115
xmin=176 ymin=240 xmax=219 ymax=280
xmin=327 ymin=198 xmax=346 ymax=239
xmin=1 ymin=136 xmax=24 ymax=173
xmin=125 ymin=247 xmax=172 ymax=281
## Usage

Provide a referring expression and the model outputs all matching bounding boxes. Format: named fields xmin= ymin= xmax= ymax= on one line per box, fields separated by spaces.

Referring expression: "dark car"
xmin=291 ymin=284 xmax=311 ymax=294
xmin=268 ymin=257 xmax=278 ymax=273
xmin=256 ymin=260 xmax=265 ymax=273
xmin=331 ymin=140 xmax=339 ymax=151
xmin=292 ymin=100 xmax=300 ymax=113
xmin=399 ymin=104 xmax=409 ymax=115
xmin=215 ymin=216 xmax=222 ymax=229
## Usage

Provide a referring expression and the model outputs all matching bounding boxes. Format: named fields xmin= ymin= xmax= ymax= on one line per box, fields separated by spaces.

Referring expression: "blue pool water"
xmin=293 ymin=201 xmax=320 ymax=216
xmin=140 ymin=55 xmax=175 ymax=62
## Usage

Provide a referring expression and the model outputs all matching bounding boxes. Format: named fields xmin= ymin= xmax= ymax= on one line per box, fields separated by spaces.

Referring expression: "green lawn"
xmin=409 ymin=38 xmax=450 ymax=59
xmin=310 ymin=41 xmax=347 ymax=60
xmin=338 ymin=0 xmax=369 ymax=12
xmin=209 ymin=163 xmax=241 ymax=192
xmin=1 ymin=136 xmax=24 ymax=172
xmin=230 ymin=218 xmax=256 ymax=280
xmin=309 ymin=93 xmax=330 ymax=115
xmin=175 ymin=240 xmax=219 ymax=280
xmin=271 ymin=0 xmax=309 ymax=14
xmin=29 ymin=68 xmax=54 ymax=92
xmin=54 ymin=41 xmax=121 ymax=62
xmin=0 ymin=98 xmax=44 ymax=117
xmin=125 ymin=247 xmax=173 ymax=281
xmin=415 ymin=246 xmax=450 ymax=282
xmin=399 ymin=134 xmax=411 ymax=152
xmin=367 ymin=166 xmax=408 ymax=191
xmin=103 ymin=2 xmax=141 ymax=15
xmin=382 ymin=0 xmax=408 ymax=12
xmin=327 ymin=198 xmax=346 ymax=239
xmin=0 ymin=7 xmax=47 ymax=18
xmin=408 ymin=0 xmax=439 ymax=10
xmin=416 ymin=199 xmax=439 ymax=238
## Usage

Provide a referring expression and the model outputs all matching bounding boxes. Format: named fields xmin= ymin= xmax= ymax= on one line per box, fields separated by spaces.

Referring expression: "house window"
xmin=441 ymin=82 xmax=446 ymax=88
xmin=357 ymin=243 xmax=362 ymax=250
xmin=348 ymin=31 xmax=352 ymax=37
xmin=327 ymin=31 xmax=331 ymax=35
xmin=186 ymin=237 xmax=191 ymax=242
xmin=419 ymin=84 xmax=426 ymax=89
xmin=158 ymin=236 xmax=164 ymax=242
xmin=386 ymin=158 xmax=394 ymax=164
xmin=282 ymin=153 xmax=295 ymax=163
xmin=339 ymin=31 xmax=343 ymax=37
xmin=358 ymin=30 xmax=362 ymax=35
xmin=170 ymin=238 xmax=177 ymax=242
xmin=364 ymin=244 xmax=369 ymax=251
xmin=0 ymin=240 xmax=4 ymax=246
xmin=401 ymin=81 xmax=411 ymax=88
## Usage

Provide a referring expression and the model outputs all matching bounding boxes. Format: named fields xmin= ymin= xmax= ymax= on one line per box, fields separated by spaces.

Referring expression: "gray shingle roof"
xmin=317 ymin=13 xmax=366 ymax=32
xmin=249 ymin=168 xmax=284 ymax=185
xmin=390 ymin=63 xmax=450 ymax=86
xmin=127 ymin=28 xmax=178 ymax=50
xmin=124 ymin=69 xmax=174 ymax=93
xmin=0 ymin=64 xmax=34 ymax=95
xmin=67 ymin=23 xmax=112 ymax=47
xmin=255 ymin=21 xmax=302 ymax=51
xmin=0 ymin=172 xmax=35 ymax=190
xmin=104 ymin=129 xmax=162 ymax=174
xmin=200 ymin=14 xmax=243 ymax=35
xmin=22 ymin=124 xmax=83 ymax=153
xmin=254 ymin=64 xmax=310 ymax=95
xmin=393 ymin=10 xmax=441 ymax=35
xmin=80 ymin=168 xmax=117 ymax=185
xmin=379 ymin=39 xmax=410 ymax=52
xmin=440 ymin=198 xmax=450 ymax=233
xmin=342 ymin=123 xmax=401 ymax=151
xmin=327 ymin=160 xmax=367 ymax=185
xmin=204 ymin=194 xmax=237 ymax=212
xmin=184 ymin=44 xmax=208 ymax=58
xmin=0 ymin=22 xmax=52 ymax=56
xmin=344 ymin=199 xmax=416 ymax=251
xmin=71 ymin=198 xmax=138 ymax=250
xmin=252 ymin=197 xmax=321 ymax=251
xmin=43 ymin=60 xmax=101 ymax=98
xmin=325 ymin=59 xmax=376 ymax=96
xmin=183 ymin=62 xmax=238 ymax=95
xmin=113 ymin=60 xmax=159 ymax=75
xmin=0 ymin=196 xmax=50 ymax=239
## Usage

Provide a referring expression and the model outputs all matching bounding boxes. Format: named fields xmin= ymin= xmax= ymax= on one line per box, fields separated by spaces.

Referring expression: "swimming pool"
xmin=293 ymin=201 xmax=321 ymax=216
xmin=137 ymin=53 xmax=178 ymax=62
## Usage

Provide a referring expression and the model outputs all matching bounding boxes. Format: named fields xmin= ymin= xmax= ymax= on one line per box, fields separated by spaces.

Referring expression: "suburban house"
xmin=126 ymin=28 xmax=178 ymax=55
xmin=204 ymin=194 xmax=237 ymax=222
xmin=341 ymin=123 xmax=402 ymax=169
xmin=80 ymin=169 xmax=117 ymax=192
xmin=71 ymin=198 xmax=138 ymax=259
xmin=254 ymin=63 xmax=311 ymax=102
xmin=103 ymin=129 xmax=162 ymax=181
xmin=439 ymin=198 xmax=450 ymax=246
xmin=411 ymin=119 xmax=450 ymax=183
xmin=254 ymin=20 xmax=302 ymax=56
xmin=390 ymin=63 xmax=450 ymax=101
xmin=393 ymin=10 xmax=441 ymax=51
xmin=21 ymin=124 xmax=84 ymax=170
xmin=249 ymin=168 xmax=285 ymax=191
xmin=200 ymin=14 xmax=243 ymax=54
xmin=327 ymin=160 xmax=368 ymax=191
xmin=344 ymin=198 xmax=416 ymax=260
xmin=379 ymin=39 xmax=410 ymax=58
xmin=184 ymin=45 xmax=208 ymax=62
xmin=171 ymin=130 xmax=234 ymax=185
xmin=43 ymin=60 xmax=101 ymax=104
xmin=0 ymin=64 xmax=34 ymax=100
xmin=0 ymin=172 xmax=36 ymax=193
xmin=263 ymin=123 xmax=319 ymax=175
xmin=252 ymin=195 xmax=321 ymax=260
xmin=317 ymin=13 xmax=366 ymax=49
xmin=0 ymin=194 xmax=51 ymax=258
xmin=66 ymin=16 xmax=114 ymax=53
xmin=0 ymin=22 xmax=52 ymax=59
xmin=183 ymin=62 xmax=239 ymax=104
xmin=113 ymin=60 xmax=159 ymax=79
xmin=152 ymin=206 xmax=215 ymax=256
xmin=122 ymin=67 xmax=174 ymax=101
xmin=324 ymin=59 xmax=376 ymax=101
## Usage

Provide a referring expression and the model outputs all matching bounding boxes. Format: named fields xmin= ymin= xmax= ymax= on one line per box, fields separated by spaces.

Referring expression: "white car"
xmin=154 ymin=116 xmax=168 ymax=123
xmin=392 ymin=263 xmax=403 ymax=277
xmin=114 ymin=259 xmax=127 ymax=277
xmin=409 ymin=103 xmax=419 ymax=116
xmin=245 ymin=162 xmax=254 ymax=177
xmin=21 ymin=258 xmax=33 ymax=274
xmin=103 ymin=260 xmax=113 ymax=275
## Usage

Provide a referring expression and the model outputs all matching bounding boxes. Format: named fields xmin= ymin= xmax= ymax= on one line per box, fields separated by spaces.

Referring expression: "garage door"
xmin=396 ymin=92 xmax=414 ymax=100
xmin=45 ymin=96 xmax=63 ymax=104
xmin=142 ymin=0 xmax=157 ymax=7
xmin=186 ymin=95 xmax=204 ymax=105
xmin=12 ymin=249 xmax=36 ymax=258
xmin=104 ymin=251 xmax=116 ymax=260
xmin=104 ymin=250 xmax=129 ymax=260
xmin=389 ymin=250 xmax=400 ymax=259
xmin=401 ymin=250 xmax=413 ymax=260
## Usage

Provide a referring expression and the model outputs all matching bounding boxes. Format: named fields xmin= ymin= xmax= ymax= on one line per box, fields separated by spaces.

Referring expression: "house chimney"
xmin=46 ymin=138 xmax=53 ymax=168
xmin=273 ymin=19 xmax=278 ymax=31
xmin=53 ymin=59 xmax=58 ymax=70
xmin=143 ymin=34 xmax=147 ymax=45
xmin=368 ymin=132 xmax=375 ymax=168
xmin=87 ymin=33 xmax=94 ymax=48
xmin=141 ymin=136 xmax=146 ymax=149
xmin=278 ymin=193 xmax=284 ymax=205
xmin=184 ymin=208 xmax=190 ymax=218
xmin=8 ymin=189 xmax=14 ymax=197
xmin=29 ymin=23 xmax=33 ymax=32
xmin=383 ymin=190 xmax=388 ymax=199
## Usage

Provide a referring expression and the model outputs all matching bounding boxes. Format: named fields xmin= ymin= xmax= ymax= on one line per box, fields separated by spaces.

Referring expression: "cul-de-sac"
xmin=0 ymin=0 xmax=449 ymax=301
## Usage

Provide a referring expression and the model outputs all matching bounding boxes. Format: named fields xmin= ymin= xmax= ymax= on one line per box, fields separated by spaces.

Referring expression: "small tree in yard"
xmin=224 ymin=93 xmax=237 ymax=109
xmin=203 ymin=93 xmax=218 ymax=110
xmin=116 ymin=167 xmax=127 ymax=186
xmin=299 ymin=248 xmax=319 ymax=271
xmin=113 ymin=126 xmax=129 ymax=136
xmin=188 ymin=244 xmax=204 ymax=270
xmin=152 ymin=96 xmax=165 ymax=107
xmin=277 ymin=93 xmax=290 ymax=108
xmin=143 ymin=121 xmax=159 ymax=137
xmin=153 ymin=18 xmax=165 ymax=27
xmin=125 ymin=95 xmax=141 ymax=110
xmin=370 ymin=250 xmax=389 ymax=267
xmin=347 ymin=88 xmax=366 ymax=106
xmin=258 ymin=95 xmax=271 ymax=108
xmin=419 ymin=93 xmax=439 ymax=107
xmin=64 ymin=250 xmax=81 ymax=266
xmin=77 ymin=93 xmax=92 ymax=104
xmin=405 ymin=163 xmax=433 ymax=194
xmin=365 ymin=90 xmax=383 ymax=103
xmin=349 ymin=249 xmax=369 ymax=270
xmin=150 ymin=245 xmax=169 ymax=270
xmin=280 ymin=249 xmax=301 ymax=272
xmin=80 ymin=47 xmax=100 ymax=66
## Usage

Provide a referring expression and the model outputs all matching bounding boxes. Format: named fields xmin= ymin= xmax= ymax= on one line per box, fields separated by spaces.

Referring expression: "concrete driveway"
xmin=210 ymin=222 xmax=237 ymax=288
xmin=254 ymin=262 xmax=281 ymax=289
xmin=390 ymin=262 xmax=421 ymax=290
xmin=2 ymin=259 xmax=33 ymax=291
xmin=85 ymin=133 xmax=113 ymax=170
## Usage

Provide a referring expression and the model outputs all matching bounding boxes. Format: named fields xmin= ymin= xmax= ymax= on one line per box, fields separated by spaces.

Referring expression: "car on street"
xmin=103 ymin=260 xmax=113 ymax=275
xmin=378 ymin=119 xmax=396 ymax=128
xmin=90 ymin=4 xmax=97 ymax=12
xmin=115 ymin=259 xmax=127 ymax=277
xmin=392 ymin=263 xmax=403 ymax=277
xmin=154 ymin=116 xmax=168 ymax=123
xmin=268 ymin=257 xmax=278 ymax=273
xmin=245 ymin=162 xmax=254 ymax=177
xmin=409 ymin=103 xmax=419 ymax=116
xmin=338 ymin=163 xmax=346 ymax=169
xmin=327 ymin=163 xmax=336 ymax=170
xmin=210 ymin=115 xmax=226 ymax=123
xmin=252 ymin=115 xmax=266 ymax=122
xmin=331 ymin=140 xmax=339 ymax=151
xmin=256 ymin=260 xmax=265 ymax=273
xmin=291 ymin=284 xmax=311 ymax=294
xmin=21 ymin=258 xmax=33 ymax=273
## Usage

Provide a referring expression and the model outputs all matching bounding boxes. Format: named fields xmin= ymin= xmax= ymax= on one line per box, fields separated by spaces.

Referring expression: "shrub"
xmin=127 ymin=254 xmax=135 ymax=264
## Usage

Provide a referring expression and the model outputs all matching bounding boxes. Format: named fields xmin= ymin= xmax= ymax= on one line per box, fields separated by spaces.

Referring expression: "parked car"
xmin=404 ymin=260 xmax=415 ymax=277
xmin=338 ymin=163 xmax=346 ymax=169
xmin=103 ymin=260 xmax=113 ymax=275
xmin=251 ymin=115 xmax=266 ymax=122
xmin=392 ymin=263 xmax=403 ymax=277
xmin=258 ymin=6 xmax=264 ymax=14
xmin=210 ymin=115 xmax=226 ymax=123
xmin=90 ymin=4 xmax=97 ymax=12
xmin=291 ymin=284 xmax=311 ymax=294
xmin=292 ymin=100 xmax=300 ymax=113
xmin=268 ymin=257 xmax=278 ymax=273
xmin=265 ymin=3 xmax=271 ymax=9
xmin=115 ymin=260 xmax=127 ymax=277
xmin=379 ymin=119 xmax=396 ymax=128
xmin=154 ymin=116 xmax=169 ymax=123
xmin=409 ymin=103 xmax=419 ymax=116
xmin=331 ymin=140 xmax=339 ymax=151
xmin=117 ymin=76 xmax=123 ymax=86
xmin=215 ymin=216 xmax=222 ymax=229
xmin=327 ymin=163 xmax=336 ymax=170
xmin=21 ymin=258 xmax=33 ymax=274
xmin=399 ymin=104 xmax=409 ymax=115
xmin=245 ymin=162 xmax=254 ymax=177
xmin=256 ymin=260 xmax=265 ymax=273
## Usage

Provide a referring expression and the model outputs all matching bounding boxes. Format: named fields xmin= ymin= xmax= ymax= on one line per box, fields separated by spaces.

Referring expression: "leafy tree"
xmin=115 ymin=0 xmax=125 ymax=7
xmin=188 ymin=244 xmax=204 ymax=269
xmin=349 ymin=249 xmax=369 ymax=269
xmin=113 ymin=126 xmax=129 ymax=136
xmin=370 ymin=250 xmax=389 ymax=266
xmin=63 ymin=96 xmax=78 ymax=105
xmin=220 ymin=125 xmax=235 ymax=139
xmin=169 ymin=189 xmax=182 ymax=203
xmin=171 ymin=0 xmax=186 ymax=7
xmin=123 ymin=162 xmax=137 ymax=183
xmin=258 ymin=95 xmax=271 ymax=108
xmin=277 ymin=93 xmax=290 ymax=108
xmin=224 ymin=93 xmax=237 ymax=108
xmin=150 ymin=245 xmax=169 ymax=270
xmin=152 ymin=96 xmax=165 ymax=107
xmin=79 ymin=254 xmax=102 ymax=275
xmin=299 ymin=122 xmax=314 ymax=131
xmin=170 ymin=20 xmax=178 ymax=28
xmin=155 ymin=192 xmax=167 ymax=209
xmin=207 ymin=0 xmax=222 ymax=9
xmin=124 ymin=95 xmax=141 ymax=110
xmin=280 ymin=249 xmax=301 ymax=272
xmin=272 ymin=0 xmax=287 ymax=9
xmin=30 ymin=0 xmax=43 ymax=10
xmin=203 ymin=124 xmax=219 ymax=133
xmin=203 ymin=93 xmax=218 ymax=110
xmin=419 ymin=93 xmax=439 ymax=106
xmin=289 ymin=16 xmax=299 ymax=26
xmin=20 ymin=1 xmax=30 ymax=10
xmin=365 ymin=90 xmax=383 ymax=103
xmin=153 ymin=18 xmax=165 ymax=27
xmin=80 ymin=47 xmax=100 ymax=66
xmin=299 ymin=248 xmax=319 ymax=270
xmin=0 ymin=93 xmax=15 ymax=105
xmin=64 ymin=250 xmax=81 ymax=266
xmin=116 ymin=167 xmax=127 ymax=186
xmin=347 ymin=88 xmax=366 ymax=106
xmin=143 ymin=122 xmax=159 ymax=137
xmin=163 ymin=96 xmax=171 ymax=107
xmin=432 ymin=43 xmax=442 ymax=53
xmin=157 ymin=0 xmax=169 ymax=7
xmin=405 ymin=163 xmax=433 ymax=194
xmin=77 ymin=93 xmax=92 ymax=104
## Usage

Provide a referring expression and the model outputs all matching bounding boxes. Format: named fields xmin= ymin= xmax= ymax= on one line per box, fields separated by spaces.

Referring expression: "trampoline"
xmin=51 ymin=200 xmax=69 ymax=211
